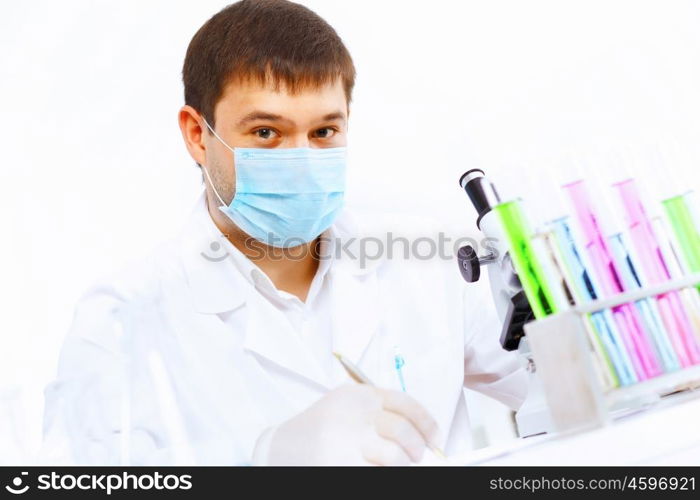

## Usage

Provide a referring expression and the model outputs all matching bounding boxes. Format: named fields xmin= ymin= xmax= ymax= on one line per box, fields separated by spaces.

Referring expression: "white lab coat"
xmin=42 ymin=194 xmax=527 ymax=465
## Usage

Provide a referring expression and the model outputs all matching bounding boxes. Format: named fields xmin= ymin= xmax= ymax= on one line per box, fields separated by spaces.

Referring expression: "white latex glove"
xmin=257 ymin=384 xmax=440 ymax=465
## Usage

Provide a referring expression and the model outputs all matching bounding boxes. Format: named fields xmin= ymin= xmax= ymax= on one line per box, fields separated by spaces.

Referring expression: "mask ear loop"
xmin=199 ymin=117 xmax=235 ymax=208
xmin=202 ymin=118 xmax=236 ymax=153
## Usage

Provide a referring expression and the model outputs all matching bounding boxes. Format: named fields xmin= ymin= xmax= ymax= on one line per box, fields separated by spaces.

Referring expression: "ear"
xmin=178 ymin=105 xmax=208 ymax=166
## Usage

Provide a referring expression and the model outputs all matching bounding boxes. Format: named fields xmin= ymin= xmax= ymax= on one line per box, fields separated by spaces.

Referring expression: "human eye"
xmin=312 ymin=127 xmax=337 ymax=139
xmin=253 ymin=127 xmax=279 ymax=140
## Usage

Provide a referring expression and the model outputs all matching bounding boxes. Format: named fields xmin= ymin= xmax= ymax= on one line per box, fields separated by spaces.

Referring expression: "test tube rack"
xmin=524 ymin=272 xmax=700 ymax=433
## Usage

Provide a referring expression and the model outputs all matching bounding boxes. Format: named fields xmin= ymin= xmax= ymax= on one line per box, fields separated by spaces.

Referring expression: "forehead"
xmin=215 ymin=77 xmax=347 ymax=123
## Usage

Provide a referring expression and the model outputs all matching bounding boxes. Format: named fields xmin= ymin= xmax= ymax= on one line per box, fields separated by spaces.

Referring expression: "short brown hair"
xmin=182 ymin=0 xmax=356 ymax=126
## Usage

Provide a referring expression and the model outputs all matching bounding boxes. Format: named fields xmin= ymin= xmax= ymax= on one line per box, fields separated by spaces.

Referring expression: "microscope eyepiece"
xmin=459 ymin=168 xmax=486 ymax=189
xmin=458 ymin=169 xmax=501 ymax=230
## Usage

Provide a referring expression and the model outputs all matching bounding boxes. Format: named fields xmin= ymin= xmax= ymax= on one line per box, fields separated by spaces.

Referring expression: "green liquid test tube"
xmin=663 ymin=192 xmax=700 ymax=275
xmin=494 ymin=200 xmax=559 ymax=319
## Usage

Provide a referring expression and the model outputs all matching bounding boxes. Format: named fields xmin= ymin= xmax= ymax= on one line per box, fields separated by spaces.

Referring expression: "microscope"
xmin=457 ymin=169 xmax=553 ymax=437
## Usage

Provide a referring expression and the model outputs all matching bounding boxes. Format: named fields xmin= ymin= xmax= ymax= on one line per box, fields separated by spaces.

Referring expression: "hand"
xmin=262 ymin=384 xmax=439 ymax=465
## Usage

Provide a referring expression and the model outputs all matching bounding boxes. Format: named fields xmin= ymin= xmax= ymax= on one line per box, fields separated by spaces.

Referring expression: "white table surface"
xmin=444 ymin=390 xmax=700 ymax=466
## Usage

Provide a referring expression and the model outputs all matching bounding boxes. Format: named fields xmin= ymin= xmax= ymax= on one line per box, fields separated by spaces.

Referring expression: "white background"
xmin=2 ymin=0 xmax=700 ymax=461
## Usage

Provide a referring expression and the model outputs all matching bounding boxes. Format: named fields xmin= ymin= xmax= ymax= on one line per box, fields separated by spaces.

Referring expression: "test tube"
xmin=563 ymin=180 xmax=661 ymax=380
xmin=531 ymin=230 xmax=575 ymax=309
xmin=652 ymin=216 xmax=687 ymax=278
xmin=608 ymin=232 xmax=679 ymax=373
xmin=493 ymin=199 xmax=559 ymax=319
xmin=613 ymin=178 xmax=700 ymax=367
xmin=536 ymin=229 xmax=625 ymax=385
xmin=653 ymin=216 xmax=700 ymax=344
xmin=550 ymin=216 xmax=633 ymax=386
xmin=680 ymin=289 xmax=700 ymax=343
xmin=662 ymin=191 xmax=700 ymax=275
xmin=549 ymin=217 xmax=599 ymax=303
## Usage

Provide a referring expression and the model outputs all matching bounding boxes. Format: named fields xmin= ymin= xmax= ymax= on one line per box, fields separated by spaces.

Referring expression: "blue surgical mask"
xmin=201 ymin=119 xmax=346 ymax=248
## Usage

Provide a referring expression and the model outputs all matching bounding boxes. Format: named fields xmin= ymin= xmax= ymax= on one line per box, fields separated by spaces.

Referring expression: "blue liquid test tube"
xmin=608 ymin=232 xmax=680 ymax=373
xmin=550 ymin=216 xmax=635 ymax=386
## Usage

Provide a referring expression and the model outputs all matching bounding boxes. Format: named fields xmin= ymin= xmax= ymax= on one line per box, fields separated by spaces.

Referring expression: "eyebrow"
xmin=319 ymin=111 xmax=347 ymax=123
xmin=237 ymin=111 xmax=288 ymax=127
xmin=236 ymin=110 xmax=347 ymax=128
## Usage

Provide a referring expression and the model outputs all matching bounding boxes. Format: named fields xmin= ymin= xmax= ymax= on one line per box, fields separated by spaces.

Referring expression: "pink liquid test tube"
xmin=563 ymin=180 xmax=661 ymax=379
xmin=613 ymin=178 xmax=700 ymax=367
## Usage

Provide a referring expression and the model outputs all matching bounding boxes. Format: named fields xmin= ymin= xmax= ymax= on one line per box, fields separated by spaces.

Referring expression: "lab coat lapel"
xmin=241 ymin=208 xmax=383 ymax=389
xmin=329 ymin=264 xmax=382 ymax=365
xmin=179 ymin=195 xmax=373 ymax=389
xmin=178 ymin=195 xmax=322 ymax=385
xmin=242 ymin=293 xmax=332 ymax=389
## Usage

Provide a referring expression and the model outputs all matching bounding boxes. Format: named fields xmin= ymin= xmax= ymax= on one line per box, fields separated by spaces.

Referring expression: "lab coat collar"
xmin=178 ymin=193 xmax=248 ymax=314
xmin=179 ymin=192 xmax=383 ymax=314
xmin=177 ymin=191 xmax=385 ymax=386
xmin=324 ymin=206 xmax=385 ymax=278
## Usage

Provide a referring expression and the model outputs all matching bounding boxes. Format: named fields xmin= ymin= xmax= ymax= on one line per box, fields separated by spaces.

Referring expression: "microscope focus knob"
xmin=457 ymin=245 xmax=480 ymax=282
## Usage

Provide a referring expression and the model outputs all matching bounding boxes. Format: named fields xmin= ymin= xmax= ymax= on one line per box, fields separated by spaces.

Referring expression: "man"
xmin=43 ymin=0 xmax=527 ymax=465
